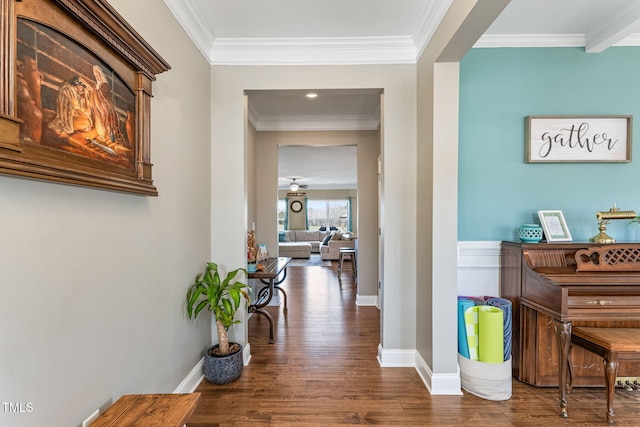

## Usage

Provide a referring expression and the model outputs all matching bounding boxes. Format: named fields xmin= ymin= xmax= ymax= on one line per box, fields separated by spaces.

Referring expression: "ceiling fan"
xmin=289 ymin=178 xmax=308 ymax=191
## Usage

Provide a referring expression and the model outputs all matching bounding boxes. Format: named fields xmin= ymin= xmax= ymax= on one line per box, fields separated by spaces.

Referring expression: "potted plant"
xmin=186 ymin=262 xmax=250 ymax=384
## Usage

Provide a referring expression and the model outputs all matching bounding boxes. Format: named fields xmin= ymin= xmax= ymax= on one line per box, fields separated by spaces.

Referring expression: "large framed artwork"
xmin=525 ymin=115 xmax=632 ymax=163
xmin=0 ymin=0 xmax=170 ymax=195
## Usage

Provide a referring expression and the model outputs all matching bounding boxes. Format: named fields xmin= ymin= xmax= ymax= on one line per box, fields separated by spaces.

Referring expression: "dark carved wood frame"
xmin=0 ymin=0 xmax=170 ymax=195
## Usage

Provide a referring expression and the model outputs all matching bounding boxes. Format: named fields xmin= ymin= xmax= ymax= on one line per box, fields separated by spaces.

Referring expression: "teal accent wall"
xmin=459 ymin=47 xmax=640 ymax=242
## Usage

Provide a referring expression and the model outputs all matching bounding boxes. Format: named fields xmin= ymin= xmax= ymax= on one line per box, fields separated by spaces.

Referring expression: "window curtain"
xmin=304 ymin=197 xmax=309 ymax=229
xmin=348 ymin=197 xmax=353 ymax=232
xmin=284 ymin=197 xmax=289 ymax=230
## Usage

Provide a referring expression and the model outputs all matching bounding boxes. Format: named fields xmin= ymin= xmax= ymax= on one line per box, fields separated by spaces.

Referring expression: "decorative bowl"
xmin=519 ymin=224 xmax=543 ymax=243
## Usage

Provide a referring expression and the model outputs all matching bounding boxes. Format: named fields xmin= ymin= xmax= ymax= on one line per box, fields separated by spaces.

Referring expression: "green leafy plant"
xmin=186 ymin=262 xmax=250 ymax=355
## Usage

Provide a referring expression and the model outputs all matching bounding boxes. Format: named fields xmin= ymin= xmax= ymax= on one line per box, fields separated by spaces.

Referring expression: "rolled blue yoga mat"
xmin=457 ymin=298 xmax=476 ymax=358
xmin=486 ymin=297 xmax=513 ymax=362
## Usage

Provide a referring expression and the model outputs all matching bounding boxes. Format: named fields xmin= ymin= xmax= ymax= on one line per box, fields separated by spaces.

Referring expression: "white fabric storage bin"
xmin=458 ymin=353 xmax=512 ymax=401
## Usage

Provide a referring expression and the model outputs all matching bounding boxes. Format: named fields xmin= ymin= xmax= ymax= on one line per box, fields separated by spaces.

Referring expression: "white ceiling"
xmin=278 ymin=146 xmax=357 ymax=190
xmin=162 ymin=0 xmax=640 ymax=189
xmin=246 ymin=89 xmax=382 ymax=132
xmin=164 ymin=0 xmax=640 ymax=65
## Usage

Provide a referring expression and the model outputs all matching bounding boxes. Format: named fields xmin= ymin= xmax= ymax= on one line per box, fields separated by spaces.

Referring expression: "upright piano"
xmin=501 ymin=241 xmax=640 ymax=387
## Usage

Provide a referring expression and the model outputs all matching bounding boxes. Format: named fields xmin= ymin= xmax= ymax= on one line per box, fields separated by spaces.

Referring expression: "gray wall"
xmin=0 ymin=1 xmax=212 ymax=426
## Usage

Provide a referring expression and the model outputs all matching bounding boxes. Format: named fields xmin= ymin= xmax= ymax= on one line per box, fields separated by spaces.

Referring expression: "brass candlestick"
xmin=589 ymin=204 xmax=636 ymax=244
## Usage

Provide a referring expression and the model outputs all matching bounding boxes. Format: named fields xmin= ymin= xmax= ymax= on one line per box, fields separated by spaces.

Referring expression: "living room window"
xmin=307 ymin=199 xmax=349 ymax=231
xmin=277 ymin=198 xmax=352 ymax=231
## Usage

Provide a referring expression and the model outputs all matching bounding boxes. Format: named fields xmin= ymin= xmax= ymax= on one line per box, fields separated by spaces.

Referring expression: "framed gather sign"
xmin=0 ymin=0 xmax=170 ymax=195
xmin=525 ymin=115 xmax=632 ymax=163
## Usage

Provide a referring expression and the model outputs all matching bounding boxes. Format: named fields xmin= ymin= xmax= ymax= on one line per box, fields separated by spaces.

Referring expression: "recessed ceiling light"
xmin=306 ymin=92 xmax=318 ymax=98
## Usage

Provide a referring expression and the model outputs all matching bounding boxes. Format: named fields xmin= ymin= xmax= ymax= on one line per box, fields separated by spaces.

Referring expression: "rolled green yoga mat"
xmin=464 ymin=306 xmax=479 ymax=360
xmin=465 ymin=306 xmax=504 ymax=364
xmin=478 ymin=306 xmax=504 ymax=364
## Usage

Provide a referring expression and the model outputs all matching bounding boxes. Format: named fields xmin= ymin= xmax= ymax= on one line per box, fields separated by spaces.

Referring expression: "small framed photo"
xmin=537 ymin=210 xmax=572 ymax=242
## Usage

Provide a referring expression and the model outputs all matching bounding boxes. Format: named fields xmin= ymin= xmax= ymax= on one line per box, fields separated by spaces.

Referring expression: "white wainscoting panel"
xmin=457 ymin=241 xmax=502 ymax=297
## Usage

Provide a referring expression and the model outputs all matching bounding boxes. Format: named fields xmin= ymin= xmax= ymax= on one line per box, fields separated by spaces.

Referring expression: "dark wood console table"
xmin=248 ymin=257 xmax=291 ymax=344
xmin=501 ymin=241 xmax=640 ymax=389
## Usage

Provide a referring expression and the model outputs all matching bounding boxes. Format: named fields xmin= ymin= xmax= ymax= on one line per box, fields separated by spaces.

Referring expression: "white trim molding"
xmin=173 ymin=358 xmax=204 ymax=393
xmin=377 ymin=344 xmax=415 ymax=367
xmin=163 ymin=0 xmax=453 ymax=65
xmin=415 ymin=351 xmax=463 ymax=395
xmin=165 ymin=0 xmax=640 ymax=65
xmin=163 ymin=0 xmax=216 ymax=62
xmin=355 ymin=294 xmax=378 ymax=307
xmin=475 ymin=33 xmax=640 ymax=50
xmin=209 ymin=37 xmax=417 ymax=65
xmin=413 ymin=0 xmax=454 ymax=59
xmin=474 ymin=34 xmax=586 ymax=48
xmin=379 ymin=346 xmax=463 ymax=395
xmin=252 ymin=115 xmax=380 ymax=132
xmin=457 ymin=240 xmax=501 ymax=297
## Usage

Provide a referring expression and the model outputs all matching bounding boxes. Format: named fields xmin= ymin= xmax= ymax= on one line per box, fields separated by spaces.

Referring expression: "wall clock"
xmin=291 ymin=200 xmax=303 ymax=213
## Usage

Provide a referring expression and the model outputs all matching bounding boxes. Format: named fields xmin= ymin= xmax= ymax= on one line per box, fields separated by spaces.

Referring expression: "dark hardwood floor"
xmin=188 ymin=261 xmax=640 ymax=426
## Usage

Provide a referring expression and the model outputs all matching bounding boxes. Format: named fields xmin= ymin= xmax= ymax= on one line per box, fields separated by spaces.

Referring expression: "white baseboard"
xmin=378 ymin=345 xmax=463 ymax=395
xmin=243 ymin=342 xmax=252 ymax=365
xmin=377 ymin=344 xmax=415 ymax=367
xmin=356 ymin=294 xmax=378 ymax=306
xmin=415 ymin=351 xmax=462 ymax=395
xmin=173 ymin=358 xmax=204 ymax=393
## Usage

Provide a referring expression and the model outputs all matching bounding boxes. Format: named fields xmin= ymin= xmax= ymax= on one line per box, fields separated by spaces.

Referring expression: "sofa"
xmin=278 ymin=230 xmax=328 ymax=258
xmin=278 ymin=229 xmax=355 ymax=260
xmin=319 ymin=232 xmax=356 ymax=260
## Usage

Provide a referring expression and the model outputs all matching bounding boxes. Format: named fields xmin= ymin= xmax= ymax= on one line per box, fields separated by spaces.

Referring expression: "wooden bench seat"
xmin=90 ymin=393 xmax=200 ymax=427
xmin=564 ymin=328 xmax=640 ymax=424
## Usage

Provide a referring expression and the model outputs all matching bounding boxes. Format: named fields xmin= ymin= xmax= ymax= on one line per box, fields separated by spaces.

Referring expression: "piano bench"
xmin=565 ymin=327 xmax=640 ymax=424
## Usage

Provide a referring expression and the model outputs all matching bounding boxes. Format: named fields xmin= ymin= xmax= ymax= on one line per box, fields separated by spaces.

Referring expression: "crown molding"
xmin=165 ymin=0 xmax=640 ymax=64
xmin=164 ymin=0 xmax=451 ymax=65
xmin=413 ymin=0 xmax=454 ymax=59
xmin=253 ymin=115 xmax=380 ymax=132
xmin=163 ymin=0 xmax=215 ymax=62
xmin=474 ymin=34 xmax=586 ymax=48
xmin=209 ymin=36 xmax=416 ymax=65
xmin=475 ymin=33 xmax=640 ymax=49
xmin=613 ymin=34 xmax=640 ymax=46
xmin=247 ymin=102 xmax=259 ymax=130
